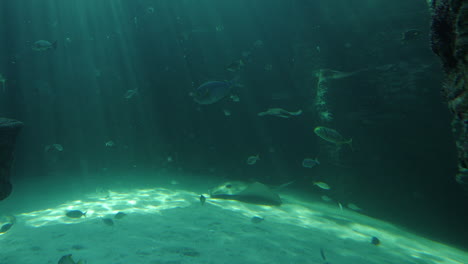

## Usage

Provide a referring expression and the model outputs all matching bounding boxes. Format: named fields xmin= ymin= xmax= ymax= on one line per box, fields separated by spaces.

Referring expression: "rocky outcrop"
xmin=431 ymin=0 xmax=468 ymax=189
xmin=0 ymin=118 xmax=23 ymax=201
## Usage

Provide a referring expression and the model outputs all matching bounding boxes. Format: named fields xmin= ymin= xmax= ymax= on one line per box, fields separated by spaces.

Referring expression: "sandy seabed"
xmin=0 ymin=174 xmax=466 ymax=264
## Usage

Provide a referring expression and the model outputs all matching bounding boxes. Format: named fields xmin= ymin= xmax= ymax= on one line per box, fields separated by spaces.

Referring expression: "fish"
xmin=0 ymin=74 xmax=6 ymax=92
xmin=229 ymin=94 xmax=240 ymax=102
xmin=114 ymin=212 xmax=127 ymax=219
xmin=0 ymin=223 xmax=13 ymax=233
xmin=223 ymin=109 xmax=231 ymax=116
xmin=321 ymin=195 xmax=332 ymax=202
xmin=32 ymin=40 xmax=57 ymax=51
xmin=146 ymin=6 xmax=155 ymax=14
xmin=192 ymin=80 xmax=235 ymax=104
xmin=302 ymin=158 xmax=320 ymax=168
xmin=314 ymin=126 xmax=352 ymax=147
xmin=101 ymin=218 xmax=114 ymax=226
xmin=253 ymin=40 xmax=264 ymax=48
xmin=313 ymin=181 xmax=330 ymax=190
xmin=199 ymin=195 xmax=206 ymax=205
xmin=226 ymin=59 xmax=244 ymax=72
xmin=257 ymin=108 xmax=302 ymax=118
xmin=251 ymin=216 xmax=264 ymax=223
xmin=242 ymin=51 xmax=251 ymax=58
xmin=124 ymin=89 xmax=138 ymax=99
xmin=45 ymin=144 xmax=64 ymax=152
xmin=315 ymin=68 xmax=367 ymax=81
xmin=371 ymin=236 xmax=381 ymax=246
xmin=246 ymin=154 xmax=260 ymax=165
xmin=170 ymin=179 xmax=179 ymax=185
xmin=105 ymin=140 xmax=115 ymax=147
xmin=65 ymin=210 xmax=86 ymax=219
xmin=53 ymin=144 xmax=64 ymax=151
xmin=401 ymin=29 xmax=423 ymax=43
xmin=215 ymin=25 xmax=224 ymax=32
xmin=275 ymin=181 xmax=295 ymax=189
xmin=58 ymin=254 xmax=86 ymax=264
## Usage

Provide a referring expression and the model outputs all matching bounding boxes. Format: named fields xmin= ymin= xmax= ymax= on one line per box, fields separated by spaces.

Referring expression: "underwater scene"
xmin=1 ymin=0 xmax=468 ymax=263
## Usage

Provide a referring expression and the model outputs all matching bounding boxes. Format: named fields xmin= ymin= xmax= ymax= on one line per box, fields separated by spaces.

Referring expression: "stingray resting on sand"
xmin=209 ymin=181 xmax=282 ymax=206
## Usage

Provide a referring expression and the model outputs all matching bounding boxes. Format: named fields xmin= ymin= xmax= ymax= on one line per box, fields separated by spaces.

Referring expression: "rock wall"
xmin=431 ymin=0 xmax=468 ymax=189
xmin=0 ymin=118 xmax=23 ymax=201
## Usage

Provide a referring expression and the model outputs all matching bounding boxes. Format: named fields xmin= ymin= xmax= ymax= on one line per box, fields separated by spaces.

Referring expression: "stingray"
xmin=210 ymin=182 xmax=282 ymax=206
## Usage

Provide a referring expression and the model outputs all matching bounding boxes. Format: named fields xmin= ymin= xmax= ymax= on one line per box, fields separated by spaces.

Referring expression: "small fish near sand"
xmin=313 ymin=181 xmax=330 ymax=190
xmin=65 ymin=210 xmax=86 ymax=219
xmin=101 ymin=218 xmax=114 ymax=226
xmin=314 ymin=126 xmax=352 ymax=149
xmin=0 ymin=215 xmax=16 ymax=233
xmin=114 ymin=212 xmax=127 ymax=219
xmin=0 ymin=223 xmax=13 ymax=233
xmin=302 ymin=158 xmax=320 ymax=168
xmin=32 ymin=40 xmax=57 ymax=51
xmin=371 ymin=236 xmax=381 ymax=246
xmin=246 ymin=154 xmax=260 ymax=165
xmin=199 ymin=195 xmax=206 ymax=205
xmin=58 ymin=254 xmax=86 ymax=264
xmin=251 ymin=216 xmax=264 ymax=224
xmin=257 ymin=108 xmax=302 ymax=118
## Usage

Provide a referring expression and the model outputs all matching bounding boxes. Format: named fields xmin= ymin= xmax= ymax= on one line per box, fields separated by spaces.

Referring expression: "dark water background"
xmin=1 ymin=0 xmax=466 ymax=249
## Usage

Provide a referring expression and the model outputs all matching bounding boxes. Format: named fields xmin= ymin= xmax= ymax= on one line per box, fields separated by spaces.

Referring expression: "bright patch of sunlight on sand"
xmin=19 ymin=188 xmax=193 ymax=227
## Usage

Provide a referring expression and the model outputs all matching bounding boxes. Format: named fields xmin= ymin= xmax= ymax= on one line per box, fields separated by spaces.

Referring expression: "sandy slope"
xmin=0 ymin=174 xmax=466 ymax=264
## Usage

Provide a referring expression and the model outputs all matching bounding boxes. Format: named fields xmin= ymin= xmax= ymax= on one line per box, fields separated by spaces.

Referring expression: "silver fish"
xmin=257 ymin=108 xmax=302 ymax=118
xmin=193 ymin=80 xmax=235 ymax=105
xmin=124 ymin=89 xmax=138 ymax=99
xmin=32 ymin=40 xmax=57 ymax=51
xmin=302 ymin=158 xmax=320 ymax=168
xmin=314 ymin=126 xmax=352 ymax=146
xmin=313 ymin=181 xmax=330 ymax=190
xmin=246 ymin=154 xmax=260 ymax=165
